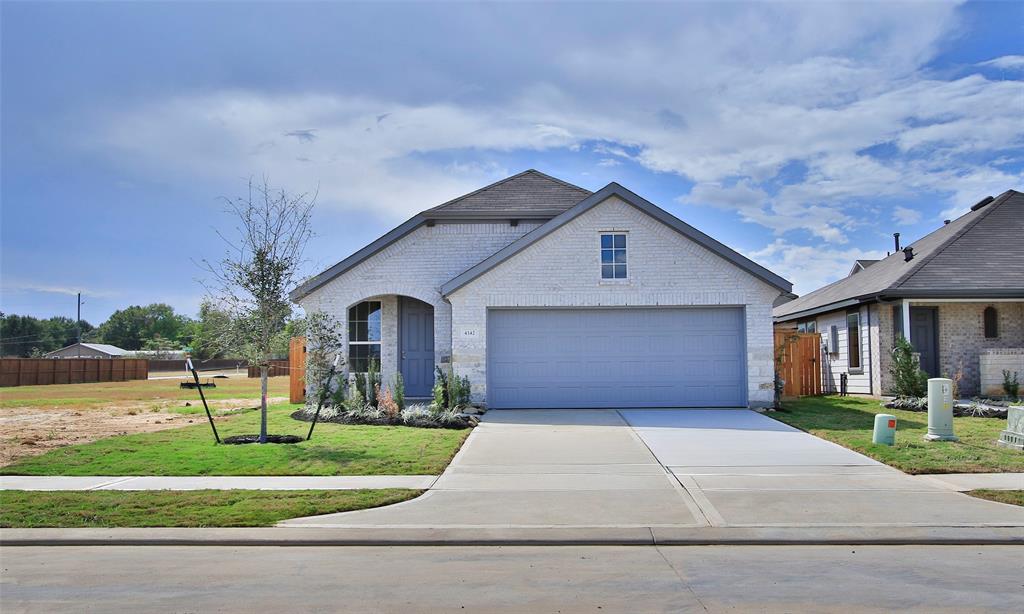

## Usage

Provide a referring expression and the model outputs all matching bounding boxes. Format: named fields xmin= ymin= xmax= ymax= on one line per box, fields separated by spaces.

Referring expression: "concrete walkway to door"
xmin=280 ymin=409 xmax=1024 ymax=530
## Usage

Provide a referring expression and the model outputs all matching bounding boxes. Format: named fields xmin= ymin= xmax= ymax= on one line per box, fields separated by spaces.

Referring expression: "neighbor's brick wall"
xmin=921 ymin=302 xmax=1024 ymax=396
xmin=447 ymin=196 xmax=783 ymax=408
xmin=298 ymin=221 xmax=541 ymax=388
xmin=979 ymin=349 xmax=1024 ymax=396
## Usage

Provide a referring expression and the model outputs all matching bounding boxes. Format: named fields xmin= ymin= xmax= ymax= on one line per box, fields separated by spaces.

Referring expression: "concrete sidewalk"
xmin=915 ymin=472 xmax=1024 ymax=492
xmin=0 ymin=475 xmax=437 ymax=491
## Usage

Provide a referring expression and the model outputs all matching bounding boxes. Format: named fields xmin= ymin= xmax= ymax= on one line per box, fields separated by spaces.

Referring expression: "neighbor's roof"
xmin=774 ymin=189 xmax=1024 ymax=321
xmin=290 ymin=170 xmax=591 ymax=301
xmin=46 ymin=342 xmax=130 ymax=356
xmin=848 ymin=259 xmax=879 ymax=276
xmin=441 ymin=182 xmax=793 ymax=296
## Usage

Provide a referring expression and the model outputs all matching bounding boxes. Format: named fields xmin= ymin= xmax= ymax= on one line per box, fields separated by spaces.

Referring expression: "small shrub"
xmin=1003 ymin=370 xmax=1020 ymax=400
xmin=393 ymin=373 xmax=405 ymax=411
xmin=378 ymin=385 xmax=400 ymax=420
xmin=344 ymin=386 xmax=365 ymax=414
xmin=890 ymin=337 xmax=927 ymax=398
xmin=353 ymin=370 xmax=367 ymax=402
xmin=365 ymin=359 xmax=380 ymax=408
xmin=434 ymin=365 xmax=450 ymax=409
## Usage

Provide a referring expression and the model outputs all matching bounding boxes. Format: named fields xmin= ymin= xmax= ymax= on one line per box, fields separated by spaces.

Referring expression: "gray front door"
xmin=487 ymin=307 xmax=746 ymax=409
xmin=399 ymin=297 xmax=435 ymax=397
xmin=910 ymin=307 xmax=939 ymax=377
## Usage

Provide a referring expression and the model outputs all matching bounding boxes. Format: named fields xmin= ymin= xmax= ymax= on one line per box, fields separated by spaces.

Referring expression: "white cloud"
xmin=1 ymin=281 xmax=117 ymax=299
xmin=892 ymin=206 xmax=922 ymax=225
xmin=67 ymin=2 xmax=1023 ymax=292
xmin=745 ymin=240 xmax=887 ymax=296
xmin=979 ymin=55 xmax=1024 ymax=71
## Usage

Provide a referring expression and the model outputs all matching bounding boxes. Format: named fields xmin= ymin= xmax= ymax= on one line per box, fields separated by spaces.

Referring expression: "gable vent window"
xmin=984 ymin=306 xmax=999 ymax=338
xmin=600 ymin=234 xmax=627 ymax=279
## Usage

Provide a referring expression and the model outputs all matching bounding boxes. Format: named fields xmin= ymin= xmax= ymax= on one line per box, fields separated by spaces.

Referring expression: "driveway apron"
xmin=281 ymin=409 xmax=1024 ymax=529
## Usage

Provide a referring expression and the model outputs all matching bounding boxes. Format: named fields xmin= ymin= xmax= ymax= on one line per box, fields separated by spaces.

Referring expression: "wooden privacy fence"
xmin=290 ymin=336 xmax=306 ymax=404
xmin=774 ymin=331 xmax=822 ymax=397
xmin=247 ymin=360 xmax=290 ymax=378
xmin=0 ymin=358 xmax=149 ymax=387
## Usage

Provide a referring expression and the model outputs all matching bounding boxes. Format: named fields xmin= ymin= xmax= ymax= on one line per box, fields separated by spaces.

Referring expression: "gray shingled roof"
xmin=775 ymin=189 xmax=1024 ymax=321
xmin=423 ymin=170 xmax=591 ymax=218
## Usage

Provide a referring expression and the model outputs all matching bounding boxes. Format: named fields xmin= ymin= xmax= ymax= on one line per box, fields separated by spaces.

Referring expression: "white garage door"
xmin=487 ymin=307 xmax=746 ymax=409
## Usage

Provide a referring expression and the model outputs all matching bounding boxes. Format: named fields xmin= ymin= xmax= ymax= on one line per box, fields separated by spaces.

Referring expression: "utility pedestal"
xmin=924 ymin=377 xmax=958 ymax=442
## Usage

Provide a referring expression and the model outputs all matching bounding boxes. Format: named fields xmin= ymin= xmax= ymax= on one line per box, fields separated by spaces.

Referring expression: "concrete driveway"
xmin=282 ymin=409 xmax=1024 ymax=529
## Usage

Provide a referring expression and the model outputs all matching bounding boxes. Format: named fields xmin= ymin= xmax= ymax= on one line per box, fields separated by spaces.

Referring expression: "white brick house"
xmin=292 ymin=170 xmax=793 ymax=409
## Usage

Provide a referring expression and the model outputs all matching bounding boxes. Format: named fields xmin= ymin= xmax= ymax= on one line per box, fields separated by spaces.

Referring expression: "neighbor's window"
xmin=984 ymin=306 xmax=998 ymax=338
xmin=601 ymin=233 xmax=627 ymax=279
xmin=797 ymin=320 xmax=816 ymax=333
xmin=348 ymin=300 xmax=381 ymax=372
xmin=847 ymin=311 xmax=861 ymax=369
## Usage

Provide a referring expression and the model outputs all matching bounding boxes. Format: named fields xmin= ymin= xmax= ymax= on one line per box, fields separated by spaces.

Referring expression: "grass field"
xmin=966 ymin=489 xmax=1024 ymax=507
xmin=1 ymin=403 xmax=470 ymax=476
xmin=0 ymin=374 xmax=289 ymax=409
xmin=0 ymin=489 xmax=420 ymax=527
xmin=773 ymin=396 xmax=1024 ymax=474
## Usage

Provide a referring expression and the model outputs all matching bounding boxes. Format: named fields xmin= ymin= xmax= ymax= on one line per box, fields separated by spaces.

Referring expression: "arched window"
xmin=983 ymin=306 xmax=998 ymax=338
xmin=348 ymin=301 xmax=381 ymax=372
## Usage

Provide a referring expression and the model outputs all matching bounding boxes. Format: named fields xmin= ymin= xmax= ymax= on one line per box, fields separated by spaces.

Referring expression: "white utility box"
xmin=925 ymin=377 xmax=958 ymax=442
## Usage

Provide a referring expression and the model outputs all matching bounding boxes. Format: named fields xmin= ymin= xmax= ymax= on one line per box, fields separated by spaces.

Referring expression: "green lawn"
xmin=0 ymin=489 xmax=420 ymax=527
xmin=0 ymin=375 xmax=290 ymax=409
xmin=0 ymin=404 xmax=470 ymax=476
xmin=772 ymin=396 xmax=1024 ymax=474
xmin=966 ymin=490 xmax=1024 ymax=507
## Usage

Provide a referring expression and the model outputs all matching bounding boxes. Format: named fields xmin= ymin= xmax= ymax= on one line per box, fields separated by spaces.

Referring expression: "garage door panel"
xmin=488 ymin=307 xmax=746 ymax=409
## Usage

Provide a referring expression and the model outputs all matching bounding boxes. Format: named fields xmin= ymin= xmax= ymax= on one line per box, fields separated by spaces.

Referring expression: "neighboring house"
xmin=44 ymin=342 xmax=131 ymax=359
xmin=291 ymin=170 xmax=793 ymax=409
xmin=774 ymin=190 xmax=1024 ymax=397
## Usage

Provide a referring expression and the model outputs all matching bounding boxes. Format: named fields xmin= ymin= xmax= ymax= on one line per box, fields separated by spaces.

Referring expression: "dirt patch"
xmin=0 ymin=397 xmax=288 ymax=466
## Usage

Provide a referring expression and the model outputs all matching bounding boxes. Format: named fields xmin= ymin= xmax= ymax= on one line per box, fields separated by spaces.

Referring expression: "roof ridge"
xmin=422 ymin=169 xmax=590 ymax=214
xmin=891 ymin=190 xmax=1014 ymax=289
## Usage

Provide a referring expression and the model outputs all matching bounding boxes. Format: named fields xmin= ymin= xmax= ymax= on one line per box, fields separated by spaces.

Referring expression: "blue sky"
xmin=2 ymin=1 xmax=1022 ymax=323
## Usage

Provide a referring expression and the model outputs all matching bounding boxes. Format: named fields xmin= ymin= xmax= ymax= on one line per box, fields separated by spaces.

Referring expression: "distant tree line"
xmin=0 ymin=301 xmax=299 ymax=359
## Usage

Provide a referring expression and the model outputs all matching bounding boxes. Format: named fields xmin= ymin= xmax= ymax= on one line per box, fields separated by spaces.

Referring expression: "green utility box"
xmin=873 ymin=413 xmax=897 ymax=446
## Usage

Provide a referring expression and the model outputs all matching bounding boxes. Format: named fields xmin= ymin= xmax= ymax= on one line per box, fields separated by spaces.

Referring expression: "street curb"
xmin=4 ymin=526 xmax=1023 ymax=547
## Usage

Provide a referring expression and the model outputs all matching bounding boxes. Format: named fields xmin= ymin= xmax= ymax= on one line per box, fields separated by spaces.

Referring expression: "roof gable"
xmin=290 ymin=170 xmax=591 ymax=301
xmin=774 ymin=189 xmax=1024 ymax=320
xmin=441 ymin=182 xmax=793 ymax=296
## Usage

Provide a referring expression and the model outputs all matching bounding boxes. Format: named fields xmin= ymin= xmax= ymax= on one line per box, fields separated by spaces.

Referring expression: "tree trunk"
xmin=259 ymin=365 xmax=269 ymax=443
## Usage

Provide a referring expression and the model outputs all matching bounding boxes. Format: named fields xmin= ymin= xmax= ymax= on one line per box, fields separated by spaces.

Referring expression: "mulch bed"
xmin=221 ymin=434 xmax=304 ymax=445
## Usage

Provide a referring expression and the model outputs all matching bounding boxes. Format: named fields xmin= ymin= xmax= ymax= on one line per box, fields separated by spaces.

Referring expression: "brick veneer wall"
xmin=447 ymin=195 xmax=783 ymax=408
xmin=924 ymin=302 xmax=1024 ymax=396
xmin=298 ymin=221 xmax=541 ymax=389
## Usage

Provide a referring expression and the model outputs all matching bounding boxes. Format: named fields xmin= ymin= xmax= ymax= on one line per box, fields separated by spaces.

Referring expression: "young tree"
xmin=204 ymin=178 xmax=315 ymax=443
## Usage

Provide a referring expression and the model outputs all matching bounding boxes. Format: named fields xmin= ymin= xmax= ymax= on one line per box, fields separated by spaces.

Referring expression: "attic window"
xmin=600 ymin=234 xmax=627 ymax=279
xmin=984 ymin=306 xmax=998 ymax=338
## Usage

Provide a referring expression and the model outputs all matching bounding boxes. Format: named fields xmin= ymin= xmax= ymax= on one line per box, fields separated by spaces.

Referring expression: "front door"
xmin=399 ymin=297 xmax=435 ymax=397
xmin=910 ymin=307 xmax=939 ymax=377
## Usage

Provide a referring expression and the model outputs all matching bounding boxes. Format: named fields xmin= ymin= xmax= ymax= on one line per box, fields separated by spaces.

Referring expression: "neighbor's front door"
xmin=399 ymin=297 xmax=435 ymax=397
xmin=910 ymin=307 xmax=939 ymax=377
